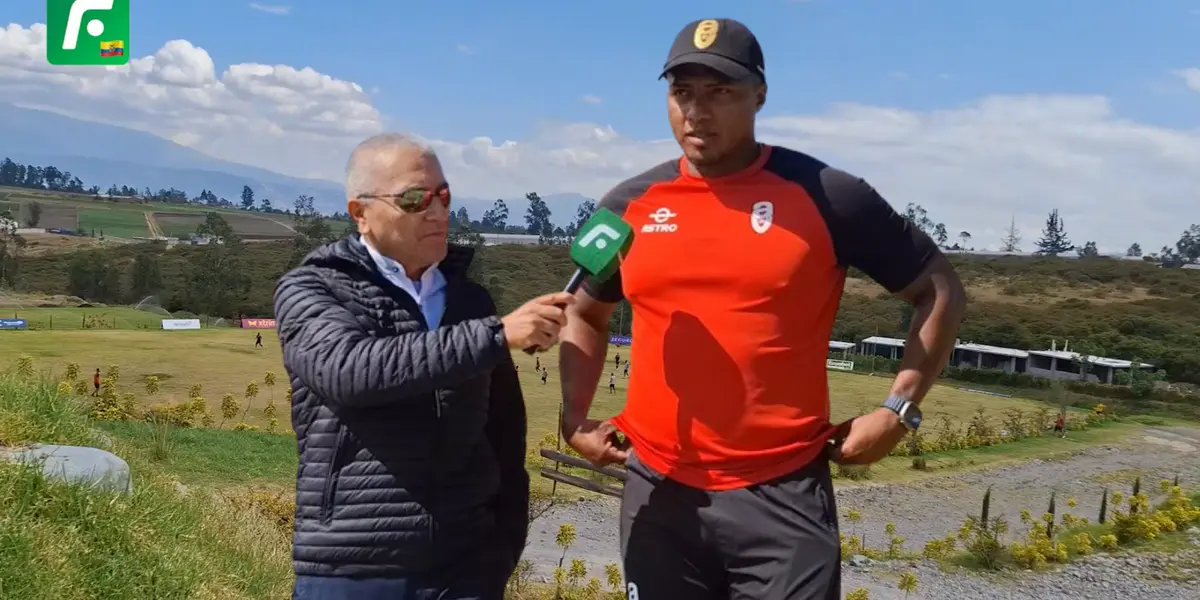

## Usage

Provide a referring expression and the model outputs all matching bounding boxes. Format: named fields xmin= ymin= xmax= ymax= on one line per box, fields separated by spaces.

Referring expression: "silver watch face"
xmin=902 ymin=404 xmax=923 ymax=429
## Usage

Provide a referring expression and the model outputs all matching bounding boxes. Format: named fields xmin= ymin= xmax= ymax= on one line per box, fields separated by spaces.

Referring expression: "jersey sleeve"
xmin=819 ymin=167 xmax=941 ymax=293
xmin=580 ymin=161 xmax=679 ymax=303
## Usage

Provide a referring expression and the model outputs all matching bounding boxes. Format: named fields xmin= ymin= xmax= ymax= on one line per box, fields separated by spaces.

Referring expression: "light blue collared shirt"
xmin=359 ymin=237 xmax=447 ymax=329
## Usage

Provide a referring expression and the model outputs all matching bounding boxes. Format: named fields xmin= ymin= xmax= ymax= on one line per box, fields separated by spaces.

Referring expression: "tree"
xmin=1126 ymin=243 xmax=1142 ymax=257
xmin=182 ymin=243 xmax=251 ymax=317
xmin=448 ymin=221 xmax=485 ymax=247
xmin=24 ymin=201 xmax=42 ymax=228
xmin=130 ymin=253 xmax=164 ymax=300
xmin=289 ymin=195 xmax=334 ymax=267
xmin=480 ymin=199 xmax=510 ymax=233
xmin=958 ymin=231 xmax=972 ymax=251
xmin=0 ymin=210 xmax=23 ymax=286
xmin=240 ymin=185 xmax=255 ymax=210
xmin=932 ymin=223 xmax=948 ymax=248
xmin=1174 ymin=224 xmax=1200 ymax=263
xmin=1000 ymin=217 xmax=1021 ymax=252
xmin=450 ymin=207 xmax=471 ymax=230
xmin=66 ymin=254 xmax=122 ymax=303
xmin=523 ymin=192 xmax=554 ymax=243
xmin=570 ymin=200 xmax=596 ymax=236
xmin=196 ymin=212 xmax=238 ymax=245
xmin=902 ymin=203 xmax=946 ymax=245
xmin=1035 ymin=209 xmax=1073 ymax=256
xmin=260 ymin=198 xmax=273 ymax=212
xmin=1077 ymin=241 xmax=1099 ymax=258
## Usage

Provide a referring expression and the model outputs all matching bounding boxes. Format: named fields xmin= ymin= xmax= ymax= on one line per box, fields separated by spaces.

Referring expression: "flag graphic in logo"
xmin=99 ymin=39 xmax=124 ymax=57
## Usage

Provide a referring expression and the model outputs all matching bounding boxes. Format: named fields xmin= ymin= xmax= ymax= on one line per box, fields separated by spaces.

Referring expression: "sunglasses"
xmin=359 ymin=184 xmax=451 ymax=213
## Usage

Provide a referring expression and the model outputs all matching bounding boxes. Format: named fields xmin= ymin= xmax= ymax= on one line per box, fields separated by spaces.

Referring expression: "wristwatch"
xmin=882 ymin=395 xmax=923 ymax=431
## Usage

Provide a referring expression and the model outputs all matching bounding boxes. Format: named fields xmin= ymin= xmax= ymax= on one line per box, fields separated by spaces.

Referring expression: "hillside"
xmin=0 ymin=104 xmax=593 ymax=222
xmin=5 ymin=239 xmax=1200 ymax=384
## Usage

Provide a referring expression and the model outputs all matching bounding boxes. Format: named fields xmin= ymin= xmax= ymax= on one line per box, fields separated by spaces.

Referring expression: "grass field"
xmin=0 ymin=374 xmax=292 ymax=599
xmin=77 ymin=207 xmax=150 ymax=238
xmin=0 ymin=327 xmax=1098 ymax=466
xmin=0 ymin=186 xmax=342 ymax=241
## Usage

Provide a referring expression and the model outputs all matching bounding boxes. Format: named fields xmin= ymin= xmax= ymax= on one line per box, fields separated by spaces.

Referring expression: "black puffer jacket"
xmin=274 ymin=236 xmax=528 ymax=578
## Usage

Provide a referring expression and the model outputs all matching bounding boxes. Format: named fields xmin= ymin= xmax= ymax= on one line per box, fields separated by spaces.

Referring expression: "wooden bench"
xmin=539 ymin=448 xmax=626 ymax=498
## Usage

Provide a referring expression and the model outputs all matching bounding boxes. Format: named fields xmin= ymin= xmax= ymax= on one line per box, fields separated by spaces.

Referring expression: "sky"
xmin=1 ymin=0 xmax=1200 ymax=252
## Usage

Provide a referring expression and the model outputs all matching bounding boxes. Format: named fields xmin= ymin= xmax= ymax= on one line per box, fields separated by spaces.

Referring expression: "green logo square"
xmin=571 ymin=208 xmax=633 ymax=281
xmin=46 ymin=0 xmax=130 ymax=66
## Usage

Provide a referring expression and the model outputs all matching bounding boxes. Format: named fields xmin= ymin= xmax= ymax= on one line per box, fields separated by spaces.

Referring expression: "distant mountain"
xmin=0 ymin=103 xmax=345 ymax=211
xmin=0 ymin=103 xmax=592 ymax=224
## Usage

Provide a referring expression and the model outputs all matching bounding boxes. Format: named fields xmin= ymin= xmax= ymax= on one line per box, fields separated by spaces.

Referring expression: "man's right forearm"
xmin=558 ymin=306 xmax=611 ymax=430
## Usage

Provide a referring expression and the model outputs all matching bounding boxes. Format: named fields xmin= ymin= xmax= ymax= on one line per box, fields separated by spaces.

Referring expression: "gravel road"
xmin=523 ymin=426 xmax=1200 ymax=599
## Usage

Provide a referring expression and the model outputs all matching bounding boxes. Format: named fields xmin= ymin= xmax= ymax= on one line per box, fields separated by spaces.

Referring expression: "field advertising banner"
xmin=241 ymin=318 xmax=276 ymax=329
xmin=0 ymin=318 xmax=27 ymax=329
xmin=161 ymin=319 xmax=201 ymax=330
xmin=609 ymin=335 xmax=632 ymax=346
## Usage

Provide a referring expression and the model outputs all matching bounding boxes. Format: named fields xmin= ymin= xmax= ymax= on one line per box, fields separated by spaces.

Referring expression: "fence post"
xmin=49 ymin=314 xmax=53 ymax=330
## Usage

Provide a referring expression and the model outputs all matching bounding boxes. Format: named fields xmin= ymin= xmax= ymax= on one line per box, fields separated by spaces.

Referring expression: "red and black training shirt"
xmin=583 ymin=145 xmax=941 ymax=491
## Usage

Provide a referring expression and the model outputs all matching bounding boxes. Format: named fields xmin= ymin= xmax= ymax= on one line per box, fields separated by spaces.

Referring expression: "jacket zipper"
xmin=430 ymin=389 xmax=443 ymax=552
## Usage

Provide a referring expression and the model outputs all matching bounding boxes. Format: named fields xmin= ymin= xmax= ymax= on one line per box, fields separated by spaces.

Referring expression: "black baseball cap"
xmin=660 ymin=18 xmax=765 ymax=84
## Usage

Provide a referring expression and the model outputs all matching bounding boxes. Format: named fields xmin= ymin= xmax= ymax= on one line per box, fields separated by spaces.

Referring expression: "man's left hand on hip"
xmin=829 ymin=407 xmax=909 ymax=465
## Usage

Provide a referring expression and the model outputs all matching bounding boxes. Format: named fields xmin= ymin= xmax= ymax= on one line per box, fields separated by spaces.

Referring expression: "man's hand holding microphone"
xmin=500 ymin=292 xmax=575 ymax=351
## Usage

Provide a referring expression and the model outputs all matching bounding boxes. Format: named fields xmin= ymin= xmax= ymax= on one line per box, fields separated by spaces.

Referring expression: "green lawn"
xmin=76 ymin=207 xmax=149 ymax=238
xmin=0 ymin=374 xmax=292 ymax=600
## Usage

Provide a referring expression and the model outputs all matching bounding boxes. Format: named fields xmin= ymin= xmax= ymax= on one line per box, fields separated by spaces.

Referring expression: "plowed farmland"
xmin=23 ymin=203 xmax=77 ymax=230
xmin=152 ymin=212 xmax=295 ymax=240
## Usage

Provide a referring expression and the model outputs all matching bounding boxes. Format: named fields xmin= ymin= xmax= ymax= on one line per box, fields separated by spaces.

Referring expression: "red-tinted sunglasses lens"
xmin=397 ymin=186 xmax=451 ymax=212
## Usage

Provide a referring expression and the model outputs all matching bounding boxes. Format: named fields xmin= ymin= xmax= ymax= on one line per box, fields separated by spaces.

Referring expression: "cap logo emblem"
xmin=693 ymin=19 xmax=719 ymax=49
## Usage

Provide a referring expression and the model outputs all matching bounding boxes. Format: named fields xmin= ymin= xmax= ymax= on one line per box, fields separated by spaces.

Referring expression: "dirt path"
xmin=144 ymin=212 xmax=164 ymax=238
xmin=523 ymin=426 xmax=1200 ymax=597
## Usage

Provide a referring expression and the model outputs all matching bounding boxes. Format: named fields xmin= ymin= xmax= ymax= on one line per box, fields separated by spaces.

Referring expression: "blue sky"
xmin=12 ymin=0 xmax=1200 ymax=141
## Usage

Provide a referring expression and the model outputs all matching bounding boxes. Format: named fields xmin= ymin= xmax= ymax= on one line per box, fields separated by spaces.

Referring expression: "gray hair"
xmin=344 ymin=133 xmax=438 ymax=199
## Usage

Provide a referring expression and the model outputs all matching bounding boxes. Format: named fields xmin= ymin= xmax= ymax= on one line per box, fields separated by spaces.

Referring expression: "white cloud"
xmin=0 ymin=22 xmax=380 ymax=182
xmin=581 ymin=95 xmax=602 ymax=104
xmin=249 ymin=3 xmax=291 ymax=15
xmin=1176 ymin=68 xmax=1200 ymax=93
xmin=455 ymin=43 xmax=474 ymax=55
xmin=1 ymin=22 xmax=1197 ymax=252
xmin=888 ymin=70 xmax=909 ymax=80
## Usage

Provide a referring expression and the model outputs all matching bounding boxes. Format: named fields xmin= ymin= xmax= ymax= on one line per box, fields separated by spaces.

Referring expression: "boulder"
xmin=0 ymin=444 xmax=132 ymax=494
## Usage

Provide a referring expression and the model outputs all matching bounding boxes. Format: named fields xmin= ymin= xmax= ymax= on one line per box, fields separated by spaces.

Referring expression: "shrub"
xmin=1008 ymin=520 xmax=1068 ymax=569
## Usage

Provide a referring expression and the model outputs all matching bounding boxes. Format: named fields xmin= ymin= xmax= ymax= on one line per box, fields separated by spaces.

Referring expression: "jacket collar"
xmin=300 ymin=234 xmax=475 ymax=280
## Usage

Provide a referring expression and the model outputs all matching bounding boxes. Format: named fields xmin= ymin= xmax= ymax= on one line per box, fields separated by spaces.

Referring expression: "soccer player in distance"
xmin=558 ymin=18 xmax=967 ymax=600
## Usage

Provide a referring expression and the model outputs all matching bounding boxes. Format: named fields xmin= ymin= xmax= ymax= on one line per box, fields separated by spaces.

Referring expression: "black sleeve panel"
xmin=580 ymin=159 xmax=681 ymax=303
xmin=764 ymin=147 xmax=941 ymax=294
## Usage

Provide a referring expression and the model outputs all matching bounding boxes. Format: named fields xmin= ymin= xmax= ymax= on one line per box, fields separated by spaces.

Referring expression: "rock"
xmin=849 ymin=555 xmax=873 ymax=568
xmin=0 ymin=444 xmax=132 ymax=494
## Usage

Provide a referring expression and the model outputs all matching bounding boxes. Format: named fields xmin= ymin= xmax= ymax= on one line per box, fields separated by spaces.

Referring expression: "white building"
xmin=479 ymin=233 xmax=540 ymax=246
xmin=859 ymin=336 xmax=907 ymax=360
xmin=1025 ymin=348 xmax=1154 ymax=384
xmin=952 ymin=342 xmax=1028 ymax=374
xmin=828 ymin=340 xmax=855 ymax=357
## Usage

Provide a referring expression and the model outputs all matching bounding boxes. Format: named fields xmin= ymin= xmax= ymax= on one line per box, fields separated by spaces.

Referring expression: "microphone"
xmin=524 ymin=208 xmax=633 ymax=354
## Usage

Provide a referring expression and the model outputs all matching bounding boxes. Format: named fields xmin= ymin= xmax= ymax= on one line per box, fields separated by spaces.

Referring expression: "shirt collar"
xmin=358 ymin=236 xmax=444 ymax=294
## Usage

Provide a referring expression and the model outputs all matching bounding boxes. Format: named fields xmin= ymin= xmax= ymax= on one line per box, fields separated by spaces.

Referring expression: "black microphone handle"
xmin=523 ymin=267 xmax=588 ymax=355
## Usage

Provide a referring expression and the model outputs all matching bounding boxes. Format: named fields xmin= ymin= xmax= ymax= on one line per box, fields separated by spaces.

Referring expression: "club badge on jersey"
xmin=750 ymin=201 xmax=773 ymax=234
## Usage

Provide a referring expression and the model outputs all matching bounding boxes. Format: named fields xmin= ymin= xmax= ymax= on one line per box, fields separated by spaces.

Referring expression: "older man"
xmin=276 ymin=133 xmax=571 ymax=600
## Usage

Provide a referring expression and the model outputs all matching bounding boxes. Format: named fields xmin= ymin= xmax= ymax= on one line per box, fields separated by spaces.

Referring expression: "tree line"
xmin=900 ymin=202 xmax=1199 ymax=265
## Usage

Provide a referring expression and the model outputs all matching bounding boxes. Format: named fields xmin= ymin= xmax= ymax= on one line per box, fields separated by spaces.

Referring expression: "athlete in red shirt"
xmin=559 ymin=18 xmax=967 ymax=600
